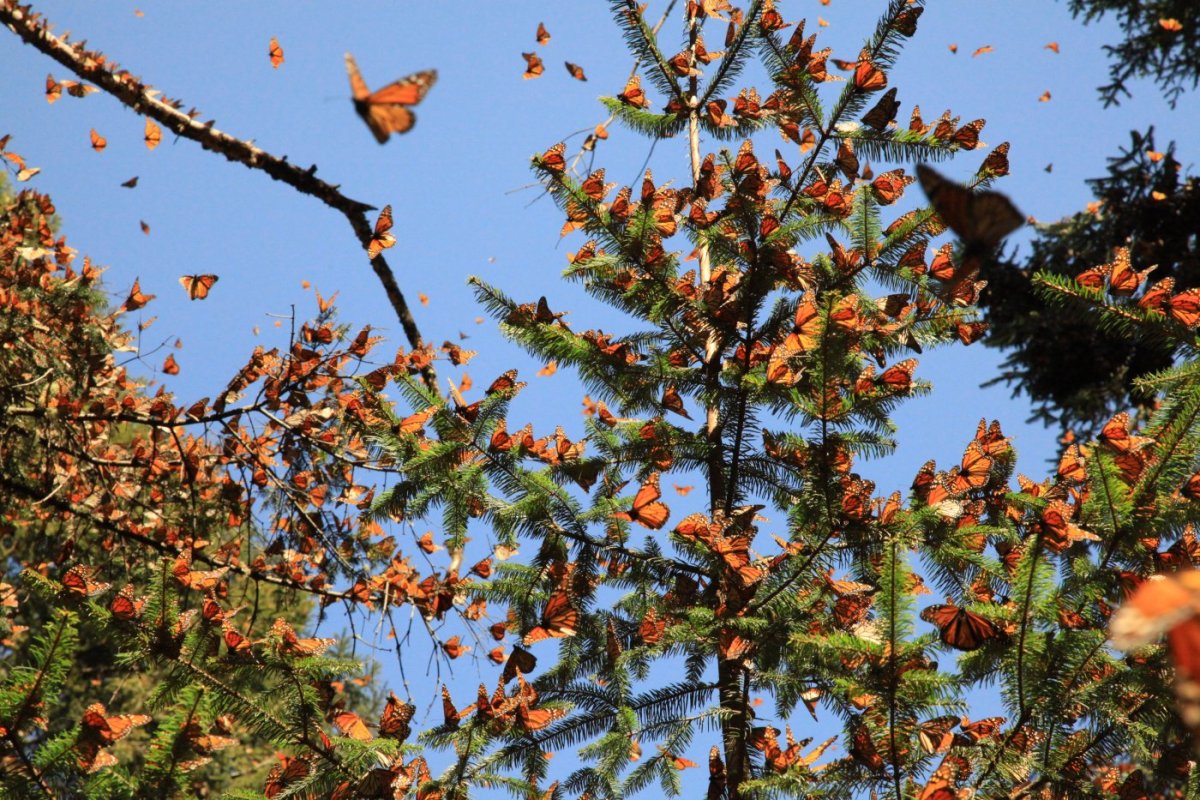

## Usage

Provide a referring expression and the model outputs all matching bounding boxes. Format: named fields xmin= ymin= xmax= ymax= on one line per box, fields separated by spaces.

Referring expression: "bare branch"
xmin=0 ymin=0 xmax=437 ymax=391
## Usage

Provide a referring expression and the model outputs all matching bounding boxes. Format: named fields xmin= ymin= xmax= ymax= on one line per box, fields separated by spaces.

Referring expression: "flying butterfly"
xmin=345 ymin=54 xmax=436 ymax=143
xmin=917 ymin=165 xmax=1024 ymax=254
xmin=367 ymin=205 xmax=396 ymax=259
xmin=1111 ymin=570 xmax=1200 ymax=743
xmin=523 ymin=589 xmax=579 ymax=645
xmin=179 ymin=274 xmax=219 ymax=300
xmin=612 ymin=472 xmax=670 ymax=530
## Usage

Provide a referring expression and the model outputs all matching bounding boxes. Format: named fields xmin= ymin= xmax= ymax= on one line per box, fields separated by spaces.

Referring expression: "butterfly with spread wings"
xmin=916 ymin=164 xmax=1024 ymax=301
xmin=345 ymin=54 xmax=437 ymax=143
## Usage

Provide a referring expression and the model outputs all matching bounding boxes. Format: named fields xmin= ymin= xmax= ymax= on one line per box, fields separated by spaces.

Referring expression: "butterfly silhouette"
xmin=345 ymin=54 xmax=437 ymax=143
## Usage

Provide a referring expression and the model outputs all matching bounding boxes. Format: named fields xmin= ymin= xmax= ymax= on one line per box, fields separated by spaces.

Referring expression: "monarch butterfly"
xmin=1098 ymin=411 xmax=1153 ymax=454
xmin=81 ymin=703 xmax=150 ymax=744
xmin=973 ymin=418 xmax=1009 ymax=456
xmin=501 ymin=644 xmax=538 ymax=683
xmin=537 ymin=142 xmax=566 ymax=173
xmin=109 ymin=583 xmax=145 ymax=621
xmin=921 ymin=602 xmax=1002 ymax=650
xmin=441 ymin=635 xmax=469 ymax=659
xmin=535 ymin=22 xmax=550 ymax=45
xmin=612 ymin=472 xmax=670 ymax=530
xmin=378 ymin=692 xmax=415 ymax=740
xmin=870 ymin=168 xmax=913 ymax=205
xmin=263 ymin=753 xmax=313 ymax=798
xmin=916 ymin=753 xmax=970 ymax=800
xmin=515 ymin=700 xmax=568 ymax=732
xmin=917 ymin=165 xmax=1023 ymax=254
xmin=954 ymin=715 xmax=1005 ymax=745
xmin=949 ymin=441 xmax=993 ymax=493
xmin=271 ymin=618 xmax=335 ymax=657
xmin=853 ymin=57 xmax=887 ymax=91
xmin=77 ymin=703 xmax=151 ymax=773
xmin=367 ymin=205 xmax=395 ymax=259
xmin=1169 ymin=287 xmax=1200 ymax=327
xmin=441 ymin=685 xmax=468 ymax=728
xmin=268 ymin=36 xmax=283 ymax=69
xmin=523 ymin=589 xmax=578 ymax=645
xmin=861 ymin=87 xmax=899 ymax=130
xmin=62 ymin=564 xmax=110 ymax=598
xmin=916 ymin=715 xmax=960 ymax=755
xmin=179 ymin=274 xmax=218 ymax=300
xmin=521 ymin=51 xmax=544 ymax=79
xmin=618 ymin=74 xmax=650 ymax=108
xmin=345 ymin=54 xmax=436 ymax=143
xmin=849 ymin=719 xmax=884 ymax=772
xmin=565 ymin=61 xmax=587 ymax=81
xmin=333 ymin=710 xmax=372 ymax=741
xmin=1106 ymin=247 xmax=1154 ymax=296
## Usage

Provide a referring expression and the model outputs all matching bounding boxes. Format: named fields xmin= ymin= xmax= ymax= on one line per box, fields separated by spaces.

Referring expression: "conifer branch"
xmin=0 ymin=0 xmax=437 ymax=392
xmin=3 ymin=730 xmax=56 ymax=799
xmin=0 ymin=475 xmax=362 ymax=603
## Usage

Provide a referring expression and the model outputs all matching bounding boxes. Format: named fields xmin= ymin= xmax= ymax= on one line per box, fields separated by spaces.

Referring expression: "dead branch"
xmin=0 ymin=1 xmax=437 ymax=391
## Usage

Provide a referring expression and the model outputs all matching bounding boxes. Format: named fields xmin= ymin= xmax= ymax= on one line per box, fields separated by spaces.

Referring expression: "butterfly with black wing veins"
xmin=345 ymin=54 xmax=437 ymax=143
xmin=916 ymin=164 xmax=1024 ymax=302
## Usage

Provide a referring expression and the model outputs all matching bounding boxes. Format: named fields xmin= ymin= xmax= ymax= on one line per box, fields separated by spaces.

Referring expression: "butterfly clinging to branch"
xmin=345 ymin=54 xmax=437 ymax=143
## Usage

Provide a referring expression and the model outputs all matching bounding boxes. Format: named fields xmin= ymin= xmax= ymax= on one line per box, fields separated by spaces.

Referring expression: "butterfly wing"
xmin=922 ymin=604 xmax=998 ymax=650
xmin=916 ymin=164 xmax=1023 ymax=250
xmin=179 ymin=274 xmax=218 ymax=300
xmin=345 ymin=56 xmax=436 ymax=143
xmin=344 ymin=53 xmax=371 ymax=101
xmin=363 ymin=71 xmax=437 ymax=142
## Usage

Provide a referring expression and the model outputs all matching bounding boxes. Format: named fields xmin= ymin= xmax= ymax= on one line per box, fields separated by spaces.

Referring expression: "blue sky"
xmin=3 ymin=0 xmax=1198 ymax=792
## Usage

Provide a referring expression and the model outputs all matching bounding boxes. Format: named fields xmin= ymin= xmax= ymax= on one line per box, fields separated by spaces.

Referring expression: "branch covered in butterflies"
xmin=0 ymin=474 xmax=362 ymax=604
xmin=0 ymin=1 xmax=437 ymax=392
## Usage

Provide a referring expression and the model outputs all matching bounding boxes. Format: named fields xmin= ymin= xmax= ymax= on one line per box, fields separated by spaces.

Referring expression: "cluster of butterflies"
xmin=1076 ymin=246 xmax=1200 ymax=327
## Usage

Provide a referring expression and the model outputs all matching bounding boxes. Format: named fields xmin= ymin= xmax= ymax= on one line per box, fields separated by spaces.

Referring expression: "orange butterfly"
xmin=949 ymin=441 xmax=993 ymax=493
xmin=345 ymin=54 xmax=436 ymax=143
xmin=263 ymin=753 xmax=313 ymax=798
xmin=917 ymin=165 xmax=1023 ymax=255
xmin=565 ymin=61 xmax=587 ymax=81
xmin=1112 ymin=572 xmax=1200 ymax=739
xmin=522 ymin=51 xmax=545 ymax=79
xmin=536 ymin=22 xmax=550 ymax=45
xmin=1107 ymin=247 xmax=1155 ymax=296
xmin=861 ymin=87 xmax=899 ymax=131
xmin=77 ymin=703 xmax=151 ymax=772
xmin=333 ymin=710 xmax=372 ymax=741
xmin=921 ymin=602 xmax=1002 ymax=650
xmin=62 ymin=564 xmax=111 ymax=598
xmin=367 ymin=205 xmax=396 ymax=259
xmin=379 ymin=692 xmax=415 ymax=740
xmin=849 ymin=719 xmax=884 ymax=772
xmin=268 ymin=36 xmax=284 ymax=69
xmin=523 ymin=589 xmax=579 ymax=645
xmin=144 ymin=118 xmax=162 ymax=150
xmin=179 ymin=274 xmax=218 ymax=300
xmin=612 ymin=472 xmax=670 ymax=530
xmin=109 ymin=583 xmax=145 ymax=621
xmin=916 ymin=715 xmax=960 ymax=755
